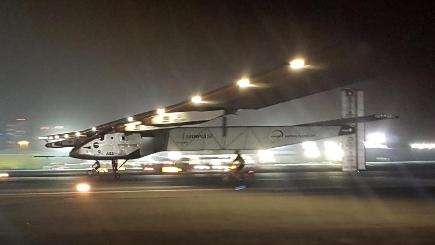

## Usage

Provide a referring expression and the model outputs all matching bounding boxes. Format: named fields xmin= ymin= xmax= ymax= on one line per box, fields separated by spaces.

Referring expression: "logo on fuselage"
xmin=183 ymin=132 xmax=213 ymax=139
xmin=269 ymin=130 xmax=284 ymax=143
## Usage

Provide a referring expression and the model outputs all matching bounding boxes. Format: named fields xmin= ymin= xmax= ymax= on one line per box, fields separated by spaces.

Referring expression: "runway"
xmin=1 ymin=163 xmax=435 ymax=244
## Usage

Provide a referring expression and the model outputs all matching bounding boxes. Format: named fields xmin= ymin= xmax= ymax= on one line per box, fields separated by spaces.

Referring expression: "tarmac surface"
xmin=1 ymin=163 xmax=435 ymax=244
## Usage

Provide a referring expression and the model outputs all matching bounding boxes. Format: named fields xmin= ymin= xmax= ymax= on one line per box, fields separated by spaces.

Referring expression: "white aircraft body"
xmin=40 ymin=44 xmax=394 ymax=178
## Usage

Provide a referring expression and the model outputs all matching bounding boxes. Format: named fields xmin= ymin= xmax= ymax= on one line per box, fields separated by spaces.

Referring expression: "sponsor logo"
xmin=269 ymin=130 xmax=284 ymax=143
xmin=269 ymin=129 xmax=315 ymax=143
xmin=183 ymin=132 xmax=213 ymax=139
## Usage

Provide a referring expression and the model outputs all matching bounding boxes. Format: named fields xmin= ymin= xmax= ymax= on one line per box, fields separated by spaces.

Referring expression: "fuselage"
xmin=47 ymin=125 xmax=353 ymax=161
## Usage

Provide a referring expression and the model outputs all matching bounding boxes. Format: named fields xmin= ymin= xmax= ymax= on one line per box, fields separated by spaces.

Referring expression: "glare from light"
xmin=64 ymin=134 xmax=69 ymax=139
xmin=257 ymin=149 xmax=276 ymax=163
xmin=168 ymin=151 xmax=182 ymax=161
xmin=367 ymin=133 xmax=386 ymax=144
xmin=237 ymin=78 xmax=251 ymax=88
xmin=324 ymin=141 xmax=344 ymax=161
xmin=289 ymin=58 xmax=305 ymax=70
xmin=38 ymin=136 xmax=48 ymax=140
xmin=191 ymin=95 xmax=203 ymax=104
xmin=0 ymin=173 xmax=9 ymax=178
xmin=156 ymin=108 xmax=166 ymax=115
xmin=75 ymin=132 xmax=81 ymax=137
xmin=127 ymin=116 xmax=134 ymax=122
xmin=54 ymin=126 xmax=64 ymax=129
xmin=91 ymin=127 xmax=97 ymax=132
xmin=302 ymin=141 xmax=320 ymax=158
xmin=17 ymin=140 xmax=30 ymax=148
xmin=48 ymin=136 xmax=54 ymax=140
xmin=410 ymin=143 xmax=435 ymax=150
xmin=54 ymin=135 xmax=60 ymax=139
xmin=364 ymin=132 xmax=388 ymax=149
xmin=161 ymin=166 xmax=182 ymax=173
xmin=76 ymin=183 xmax=91 ymax=192
xmin=143 ymin=167 xmax=155 ymax=171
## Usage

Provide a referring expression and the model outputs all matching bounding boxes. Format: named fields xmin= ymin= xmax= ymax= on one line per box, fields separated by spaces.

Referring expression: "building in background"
xmin=4 ymin=118 xmax=30 ymax=151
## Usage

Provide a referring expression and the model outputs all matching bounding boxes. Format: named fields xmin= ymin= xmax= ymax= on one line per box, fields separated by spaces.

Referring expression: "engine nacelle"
xmin=69 ymin=132 xmax=153 ymax=160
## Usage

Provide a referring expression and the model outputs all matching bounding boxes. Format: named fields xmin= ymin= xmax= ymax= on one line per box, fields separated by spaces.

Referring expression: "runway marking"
xmin=0 ymin=188 xmax=226 ymax=197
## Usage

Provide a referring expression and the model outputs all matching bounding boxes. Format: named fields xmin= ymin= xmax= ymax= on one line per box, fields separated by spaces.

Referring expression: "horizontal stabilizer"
xmin=294 ymin=114 xmax=398 ymax=127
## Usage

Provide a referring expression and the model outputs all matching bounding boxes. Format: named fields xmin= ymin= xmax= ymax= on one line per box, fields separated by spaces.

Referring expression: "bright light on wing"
xmin=127 ymin=116 xmax=134 ymax=122
xmin=156 ymin=108 xmax=166 ymax=115
xmin=237 ymin=78 xmax=251 ymax=88
xmin=91 ymin=127 xmax=97 ymax=132
xmin=191 ymin=95 xmax=203 ymax=104
xmin=289 ymin=58 xmax=305 ymax=70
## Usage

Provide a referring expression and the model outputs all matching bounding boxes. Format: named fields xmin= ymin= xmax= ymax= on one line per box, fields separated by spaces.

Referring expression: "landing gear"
xmin=112 ymin=160 xmax=120 ymax=180
xmin=112 ymin=159 xmax=129 ymax=180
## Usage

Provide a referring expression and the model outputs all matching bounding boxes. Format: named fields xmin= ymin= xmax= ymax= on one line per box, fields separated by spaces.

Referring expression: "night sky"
xmin=0 ymin=1 xmax=433 ymax=143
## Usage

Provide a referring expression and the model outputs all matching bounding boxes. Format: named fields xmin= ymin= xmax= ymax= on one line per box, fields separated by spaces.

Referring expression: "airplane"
xmin=39 ymin=44 xmax=395 ymax=179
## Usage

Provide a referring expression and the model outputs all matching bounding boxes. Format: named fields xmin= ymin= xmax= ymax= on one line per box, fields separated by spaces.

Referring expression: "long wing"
xmin=42 ymin=43 xmax=382 ymax=141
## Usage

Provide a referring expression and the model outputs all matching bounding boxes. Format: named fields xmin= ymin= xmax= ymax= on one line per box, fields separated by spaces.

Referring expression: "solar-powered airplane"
xmin=40 ymin=44 xmax=393 ymax=178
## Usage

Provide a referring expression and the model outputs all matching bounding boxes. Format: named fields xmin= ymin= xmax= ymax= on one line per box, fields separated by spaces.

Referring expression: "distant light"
xmin=193 ymin=165 xmax=211 ymax=170
xmin=143 ymin=167 xmax=155 ymax=171
xmin=54 ymin=126 xmax=64 ymax=129
xmin=40 ymin=126 xmax=50 ymax=130
xmin=76 ymin=183 xmax=91 ymax=192
xmin=156 ymin=108 xmax=166 ymax=115
xmin=302 ymin=141 xmax=320 ymax=158
xmin=91 ymin=127 xmax=97 ymax=132
xmin=289 ymin=58 xmax=305 ymax=70
xmin=168 ymin=151 xmax=182 ymax=161
xmin=127 ymin=116 xmax=134 ymax=122
xmin=324 ymin=141 xmax=344 ymax=161
xmin=257 ymin=150 xmax=275 ymax=163
xmin=75 ymin=132 xmax=81 ymax=137
xmin=364 ymin=132 xmax=388 ymax=149
xmin=64 ymin=134 xmax=70 ymax=139
xmin=161 ymin=166 xmax=183 ymax=173
xmin=17 ymin=140 xmax=30 ymax=148
xmin=48 ymin=136 xmax=54 ymax=140
xmin=410 ymin=143 xmax=435 ymax=150
xmin=0 ymin=173 xmax=9 ymax=178
xmin=15 ymin=118 xmax=26 ymax=121
xmin=191 ymin=95 xmax=203 ymax=104
xmin=237 ymin=78 xmax=251 ymax=88
xmin=38 ymin=136 xmax=48 ymax=140
xmin=54 ymin=135 xmax=60 ymax=139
